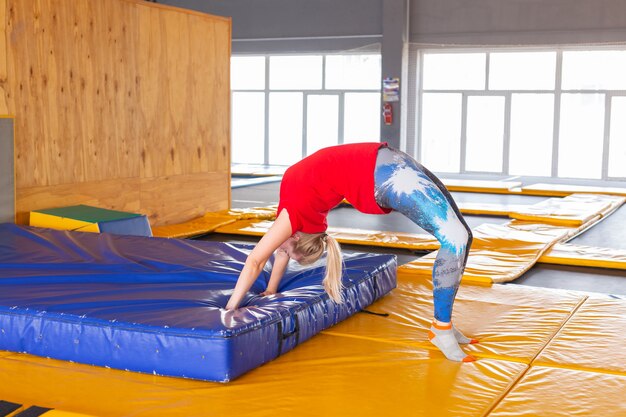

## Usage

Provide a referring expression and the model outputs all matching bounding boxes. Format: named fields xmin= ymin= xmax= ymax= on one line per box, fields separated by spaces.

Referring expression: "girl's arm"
xmin=262 ymin=249 xmax=290 ymax=295
xmin=225 ymin=209 xmax=293 ymax=310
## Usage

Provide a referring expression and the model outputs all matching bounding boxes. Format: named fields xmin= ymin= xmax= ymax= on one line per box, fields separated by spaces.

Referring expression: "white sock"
xmin=453 ymin=324 xmax=478 ymax=345
xmin=428 ymin=322 xmax=476 ymax=362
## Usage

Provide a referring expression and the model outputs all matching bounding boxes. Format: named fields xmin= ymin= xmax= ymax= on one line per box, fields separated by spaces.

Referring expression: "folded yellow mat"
xmin=152 ymin=214 xmax=237 ymax=238
xmin=399 ymin=222 xmax=576 ymax=284
xmin=152 ymin=207 xmax=277 ymax=238
xmin=457 ymin=202 xmax=529 ymax=217
xmin=325 ymin=273 xmax=586 ymax=363
xmin=539 ymin=243 xmax=626 ymax=270
xmin=215 ymin=219 xmax=441 ymax=250
xmin=442 ymin=179 xmax=522 ymax=194
xmin=521 ymin=182 xmax=626 ymax=197
xmin=509 ymin=193 xmax=625 ymax=226
xmin=489 ymin=366 xmax=626 ymax=417
xmin=534 ymin=297 xmax=626 ymax=376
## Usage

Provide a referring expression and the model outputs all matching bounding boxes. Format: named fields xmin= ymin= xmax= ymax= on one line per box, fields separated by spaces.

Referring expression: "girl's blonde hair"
xmin=295 ymin=232 xmax=343 ymax=303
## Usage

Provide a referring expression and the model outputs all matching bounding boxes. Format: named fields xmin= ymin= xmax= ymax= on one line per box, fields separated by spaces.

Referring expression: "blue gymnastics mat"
xmin=0 ymin=223 xmax=396 ymax=382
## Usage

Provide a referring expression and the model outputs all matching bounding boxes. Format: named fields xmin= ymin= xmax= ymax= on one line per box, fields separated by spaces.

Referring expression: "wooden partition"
xmin=0 ymin=0 xmax=231 ymax=226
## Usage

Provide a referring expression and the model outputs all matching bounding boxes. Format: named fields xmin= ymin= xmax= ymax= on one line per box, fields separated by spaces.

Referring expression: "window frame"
xmin=417 ymin=46 xmax=626 ymax=181
xmin=231 ymin=54 xmax=382 ymax=166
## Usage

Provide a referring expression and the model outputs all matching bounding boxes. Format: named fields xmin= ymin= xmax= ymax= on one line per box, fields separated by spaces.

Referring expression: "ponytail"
xmin=294 ymin=232 xmax=344 ymax=304
xmin=322 ymin=234 xmax=344 ymax=303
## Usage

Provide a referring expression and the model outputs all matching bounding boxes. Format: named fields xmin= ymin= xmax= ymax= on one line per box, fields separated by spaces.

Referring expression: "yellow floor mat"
xmin=3 ymin=273 xmax=626 ymax=416
xmin=215 ymin=219 xmax=441 ymax=250
xmin=457 ymin=202 xmax=530 ymax=217
xmin=539 ymin=243 xmax=626 ymax=270
xmin=0 ymin=401 xmax=94 ymax=417
xmin=442 ymin=179 xmax=522 ymax=194
xmin=534 ymin=297 xmax=626 ymax=376
xmin=152 ymin=213 xmax=237 ymax=238
xmin=509 ymin=194 xmax=625 ymax=227
xmin=399 ymin=222 xmax=576 ymax=284
xmin=487 ymin=366 xmax=626 ymax=417
xmin=152 ymin=207 xmax=277 ymax=238
xmin=324 ymin=274 xmax=586 ymax=363
xmin=0 ymin=335 xmax=527 ymax=417
xmin=521 ymin=182 xmax=626 ymax=197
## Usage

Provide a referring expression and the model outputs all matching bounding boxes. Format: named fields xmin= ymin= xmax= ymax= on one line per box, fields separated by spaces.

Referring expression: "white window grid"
xmin=415 ymin=47 xmax=626 ymax=181
xmin=231 ymin=54 xmax=382 ymax=165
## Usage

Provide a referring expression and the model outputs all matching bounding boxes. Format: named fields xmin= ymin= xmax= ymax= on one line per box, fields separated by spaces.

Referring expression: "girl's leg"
xmin=374 ymin=147 xmax=476 ymax=361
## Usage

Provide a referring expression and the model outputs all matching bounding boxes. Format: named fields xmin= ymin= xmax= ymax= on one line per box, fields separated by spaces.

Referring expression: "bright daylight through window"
xmin=419 ymin=49 xmax=626 ymax=180
xmin=231 ymin=54 xmax=381 ymax=166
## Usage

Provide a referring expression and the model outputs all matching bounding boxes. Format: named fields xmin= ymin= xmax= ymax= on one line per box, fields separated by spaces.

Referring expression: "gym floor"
xmin=223 ymin=180 xmax=626 ymax=297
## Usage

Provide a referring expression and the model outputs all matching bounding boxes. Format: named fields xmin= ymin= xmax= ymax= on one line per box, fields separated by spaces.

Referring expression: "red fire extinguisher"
xmin=383 ymin=103 xmax=393 ymax=125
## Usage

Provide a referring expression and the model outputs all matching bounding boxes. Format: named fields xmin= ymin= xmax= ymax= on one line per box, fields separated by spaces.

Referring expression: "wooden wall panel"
xmin=3 ymin=0 xmax=231 ymax=226
xmin=139 ymin=172 xmax=230 ymax=226
xmin=136 ymin=5 xmax=230 ymax=179
xmin=15 ymin=178 xmax=142 ymax=225
xmin=0 ymin=0 xmax=8 ymax=115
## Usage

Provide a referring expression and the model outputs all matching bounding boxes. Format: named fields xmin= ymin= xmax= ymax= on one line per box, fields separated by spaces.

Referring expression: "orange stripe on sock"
xmin=431 ymin=321 xmax=452 ymax=331
xmin=470 ymin=338 xmax=479 ymax=344
xmin=428 ymin=330 xmax=437 ymax=341
xmin=462 ymin=355 xmax=477 ymax=362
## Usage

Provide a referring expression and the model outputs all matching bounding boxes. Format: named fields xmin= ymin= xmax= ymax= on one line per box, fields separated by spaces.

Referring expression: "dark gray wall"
xmin=162 ymin=0 xmax=383 ymax=53
xmin=160 ymin=0 xmax=626 ymax=149
xmin=163 ymin=0 xmax=626 ymax=50
xmin=0 ymin=118 xmax=14 ymax=223
xmin=410 ymin=0 xmax=626 ymax=45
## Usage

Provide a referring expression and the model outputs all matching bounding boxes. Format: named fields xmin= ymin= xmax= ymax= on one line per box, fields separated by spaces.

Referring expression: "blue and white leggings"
xmin=374 ymin=146 xmax=473 ymax=323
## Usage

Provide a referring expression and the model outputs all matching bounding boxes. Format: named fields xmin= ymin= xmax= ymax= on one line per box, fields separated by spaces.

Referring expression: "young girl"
xmin=225 ymin=142 xmax=477 ymax=362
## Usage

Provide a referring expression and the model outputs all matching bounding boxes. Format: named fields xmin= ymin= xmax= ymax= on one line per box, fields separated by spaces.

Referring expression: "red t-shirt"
xmin=277 ymin=142 xmax=392 ymax=234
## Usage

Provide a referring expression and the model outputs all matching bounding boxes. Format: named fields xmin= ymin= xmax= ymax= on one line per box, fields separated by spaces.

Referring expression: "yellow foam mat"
xmin=342 ymin=199 xmax=526 ymax=218
xmin=399 ymin=222 xmax=576 ymax=284
xmin=324 ymin=274 xmax=586 ymax=363
xmin=534 ymin=297 xmax=626 ymax=376
xmin=457 ymin=202 xmax=530 ymax=217
xmin=0 ymin=401 xmax=95 ymax=416
xmin=488 ymin=366 xmax=626 ymax=417
xmin=521 ymin=182 xmax=626 ymax=197
xmin=152 ymin=207 xmax=277 ymax=238
xmin=152 ymin=214 xmax=236 ymax=238
xmin=0 ymin=335 xmax=527 ymax=417
xmin=215 ymin=219 xmax=441 ymax=250
xmin=442 ymin=179 xmax=522 ymax=194
xmin=539 ymin=243 xmax=626 ymax=270
xmin=509 ymin=193 xmax=625 ymax=226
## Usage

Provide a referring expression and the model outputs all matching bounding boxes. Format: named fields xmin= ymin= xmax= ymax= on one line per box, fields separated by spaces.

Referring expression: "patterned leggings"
xmin=374 ymin=146 xmax=473 ymax=322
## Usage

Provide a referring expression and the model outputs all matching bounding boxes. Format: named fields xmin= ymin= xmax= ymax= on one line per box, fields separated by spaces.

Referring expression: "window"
xmin=418 ymin=49 xmax=626 ymax=180
xmin=609 ymin=97 xmax=626 ymax=177
xmin=465 ymin=96 xmax=505 ymax=173
xmin=231 ymin=54 xmax=381 ymax=166
xmin=420 ymin=93 xmax=462 ymax=172
xmin=232 ymin=92 xmax=265 ymax=164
